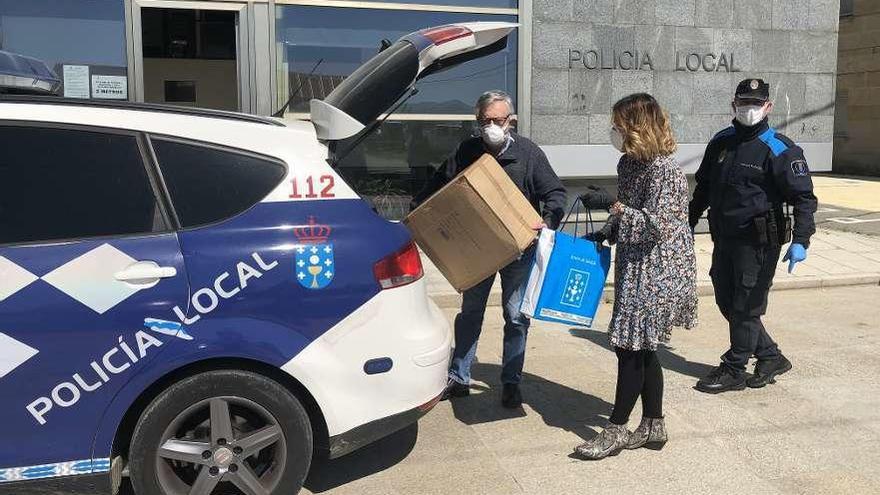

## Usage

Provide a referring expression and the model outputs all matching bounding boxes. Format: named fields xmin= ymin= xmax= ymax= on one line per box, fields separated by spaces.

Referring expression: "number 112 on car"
xmin=289 ymin=175 xmax=336 ymax=199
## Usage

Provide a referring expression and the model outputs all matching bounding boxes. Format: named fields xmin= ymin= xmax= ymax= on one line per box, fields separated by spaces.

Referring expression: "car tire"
xmin=129 ymin=369 xmax=312 ymax=495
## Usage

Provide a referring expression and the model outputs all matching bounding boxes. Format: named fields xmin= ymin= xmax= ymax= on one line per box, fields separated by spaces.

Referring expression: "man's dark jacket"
xmin=411 ymin=132 xmax=567 ymax=229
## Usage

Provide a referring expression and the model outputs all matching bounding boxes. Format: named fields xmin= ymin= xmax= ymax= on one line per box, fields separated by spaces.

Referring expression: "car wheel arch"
xmin=109 ymin=357 xmax=330 ymax=471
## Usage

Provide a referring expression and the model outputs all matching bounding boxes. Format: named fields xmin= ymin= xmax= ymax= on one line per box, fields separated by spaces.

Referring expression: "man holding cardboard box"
xmin=410 ymin=90 xmax=566 ymax=408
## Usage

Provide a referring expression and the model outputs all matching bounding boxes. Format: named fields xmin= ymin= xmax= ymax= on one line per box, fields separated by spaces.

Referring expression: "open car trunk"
xmin=309 ymin=22 xmax=517 ymax=142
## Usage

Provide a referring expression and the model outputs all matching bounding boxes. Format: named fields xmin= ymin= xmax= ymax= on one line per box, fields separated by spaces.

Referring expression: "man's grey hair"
xmin=475 ymin=90 xmax=515 ymax=117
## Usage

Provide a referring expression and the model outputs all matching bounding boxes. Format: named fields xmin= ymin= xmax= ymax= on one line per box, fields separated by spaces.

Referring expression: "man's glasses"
xmin=477 ymin=115 xmax=510 ymax=127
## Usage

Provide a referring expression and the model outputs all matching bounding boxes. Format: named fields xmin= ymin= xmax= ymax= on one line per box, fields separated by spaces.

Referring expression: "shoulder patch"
xmin=758 ymin=127 xmax=789 ymax=157
xmin=790 ymin=159 xmax=809 ymax=177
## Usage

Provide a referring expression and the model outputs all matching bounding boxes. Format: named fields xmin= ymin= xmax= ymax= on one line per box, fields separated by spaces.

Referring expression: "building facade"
xmin=0 ymin=0 xmax=840 ymax=217
xmin=834 ymin=0 xmax=880 ymax=176
xmin=528 ymin=0 xmax=840 ymax=177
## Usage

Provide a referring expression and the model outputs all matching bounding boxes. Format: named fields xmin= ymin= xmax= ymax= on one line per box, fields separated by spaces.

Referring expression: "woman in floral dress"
xmin=574 ymin=93 xmax=698 ymax=460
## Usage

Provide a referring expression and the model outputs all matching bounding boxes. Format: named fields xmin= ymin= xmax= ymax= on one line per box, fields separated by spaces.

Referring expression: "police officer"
xmin=690 ymin=78 xmax=818 ymax=394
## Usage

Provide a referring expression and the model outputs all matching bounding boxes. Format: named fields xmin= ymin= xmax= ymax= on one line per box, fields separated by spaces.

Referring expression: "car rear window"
xmin=0 ymin=125 xmax=164 ymax=245
xmin=151 ymin=138 xmax=286 ymax=228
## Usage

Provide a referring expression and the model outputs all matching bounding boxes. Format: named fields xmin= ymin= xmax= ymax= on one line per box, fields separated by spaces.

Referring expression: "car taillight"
xmin=420 ymin=25 xmax=472 ymax=45
xmin=374 ymin=241 xmax=424 ymax=290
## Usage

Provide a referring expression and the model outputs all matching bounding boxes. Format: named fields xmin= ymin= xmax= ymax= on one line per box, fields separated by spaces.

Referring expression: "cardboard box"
xmin=404 ymin=153 xmax=542 ymax=292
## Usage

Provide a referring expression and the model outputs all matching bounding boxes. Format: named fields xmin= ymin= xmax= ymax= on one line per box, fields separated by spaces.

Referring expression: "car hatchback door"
xmin=310 ymin=21 xmax=518 ymax=141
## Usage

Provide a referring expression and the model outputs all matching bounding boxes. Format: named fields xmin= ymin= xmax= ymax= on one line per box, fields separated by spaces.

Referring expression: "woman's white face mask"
xmin=610 ymin=127 xmax=625 ymax=152
xmin=734 ymin=103 xmax=767 ymax=127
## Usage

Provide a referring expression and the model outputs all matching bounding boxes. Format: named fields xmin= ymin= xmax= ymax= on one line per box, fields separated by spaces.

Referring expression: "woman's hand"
xmin=579 ymin=185 xmax=616 ymax=211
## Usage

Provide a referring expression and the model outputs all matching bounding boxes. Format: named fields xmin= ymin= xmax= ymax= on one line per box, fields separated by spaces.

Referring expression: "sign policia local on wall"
xmin=568 ymin=49 xmax=741 ymax=72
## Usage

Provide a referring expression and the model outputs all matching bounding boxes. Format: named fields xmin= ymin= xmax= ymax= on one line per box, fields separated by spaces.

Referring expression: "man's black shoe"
xmin=747 ymin=355 xmax=792 ymax=388
xmin=695 ymin=365 xmax=747 ymax=394
xmin=501 ymin=383 xmax=522 ymax=408
xmin=441 ymin=379 xmax=469 ymax=401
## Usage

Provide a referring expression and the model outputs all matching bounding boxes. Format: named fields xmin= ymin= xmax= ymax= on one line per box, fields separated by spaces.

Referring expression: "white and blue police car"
xmin=0 ymin=22 xmax=516 ymax=495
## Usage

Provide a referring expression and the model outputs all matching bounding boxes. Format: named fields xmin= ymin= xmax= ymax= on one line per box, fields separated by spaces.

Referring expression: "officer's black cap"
xmin=735 ymin=78 xmax=770 ymax=101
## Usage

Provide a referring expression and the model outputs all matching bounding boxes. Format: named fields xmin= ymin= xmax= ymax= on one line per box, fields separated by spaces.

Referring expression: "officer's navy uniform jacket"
xmin=411 ymin=132 xmax=567 ymax=229
xmin=689 ymin=118 xmax=818 ymax=247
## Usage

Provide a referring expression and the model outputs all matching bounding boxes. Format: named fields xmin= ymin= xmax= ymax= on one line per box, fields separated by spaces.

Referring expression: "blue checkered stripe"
xmin=0 ymin=458 xmax=110 ymax=483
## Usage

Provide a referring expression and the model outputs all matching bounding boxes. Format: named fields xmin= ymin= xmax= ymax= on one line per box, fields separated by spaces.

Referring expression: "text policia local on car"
xmin=25 ymin=252 xmax=279 ymax=426
xmin=568 ymin=48 xmax=741 ymax=72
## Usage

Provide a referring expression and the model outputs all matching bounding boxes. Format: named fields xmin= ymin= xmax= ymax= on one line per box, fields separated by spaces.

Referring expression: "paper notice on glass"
xmin=92 ymin=75 xmax=128 ymax=100
xmin=63 ymin=65 xmax=90 ymax=99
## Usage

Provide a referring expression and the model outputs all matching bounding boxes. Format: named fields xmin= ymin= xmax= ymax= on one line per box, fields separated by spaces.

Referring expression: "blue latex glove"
xmin=782 ymin=243 xmax=807 ymax=273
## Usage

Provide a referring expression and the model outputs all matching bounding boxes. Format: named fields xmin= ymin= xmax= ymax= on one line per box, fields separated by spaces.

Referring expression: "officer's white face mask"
xmin=734 ymin=104 xmax=766 ymax=127
xmin=481 ymin=123 xmax=508 ymax=148
xmin=610 ymin=127 xmax=625 ymax=152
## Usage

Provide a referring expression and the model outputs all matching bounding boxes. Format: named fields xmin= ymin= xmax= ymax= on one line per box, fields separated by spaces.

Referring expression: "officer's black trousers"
xmin=710 ymin=240 xmax=782 ymax=373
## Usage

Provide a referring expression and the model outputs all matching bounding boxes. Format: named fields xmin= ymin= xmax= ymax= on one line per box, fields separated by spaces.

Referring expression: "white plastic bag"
xmin=520 ymin=228 xmax=556 ymax=318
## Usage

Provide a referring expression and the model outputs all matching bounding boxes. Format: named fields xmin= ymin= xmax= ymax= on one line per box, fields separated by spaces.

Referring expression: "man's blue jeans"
xmin=449 ymin=248 xmax=534 ymax=386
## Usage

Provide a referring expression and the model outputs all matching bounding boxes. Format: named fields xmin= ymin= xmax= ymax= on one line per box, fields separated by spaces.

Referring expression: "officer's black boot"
xmin=747 ymin=354 xmax=792 ymax=388
xmin=696 ymin=365 xmax=747 ymax=394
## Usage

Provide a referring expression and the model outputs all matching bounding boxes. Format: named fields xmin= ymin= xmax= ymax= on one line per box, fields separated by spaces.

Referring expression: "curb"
xmin=428 ymin=273 xmax=880 ymax=310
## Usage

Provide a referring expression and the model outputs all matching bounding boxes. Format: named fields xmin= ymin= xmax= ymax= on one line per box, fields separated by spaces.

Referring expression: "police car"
xmin=0 ymin=22 xmax=515 ymax=495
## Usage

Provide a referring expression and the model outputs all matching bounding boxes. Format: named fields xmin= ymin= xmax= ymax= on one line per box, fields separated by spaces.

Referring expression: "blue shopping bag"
xmin=520 ymin=209 xmax=611 ymax=327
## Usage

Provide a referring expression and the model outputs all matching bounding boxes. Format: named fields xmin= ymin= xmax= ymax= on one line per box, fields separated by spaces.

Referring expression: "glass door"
xmin=129 ymin=0 xmax=250 ymax=112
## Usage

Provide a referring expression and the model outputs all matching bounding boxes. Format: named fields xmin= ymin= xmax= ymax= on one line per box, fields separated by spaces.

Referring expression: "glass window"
xmin=275 ymin=6 xmax=518 ymax=114
xmin=142 ymin=9 xmax=236 ymax=60
xmin=0 ymin=0 xmax=128 ymax=99
xmin=152 ymin=139 xmax=287 ymax=228
xmin=334 ymin=119 xmax=482 ymax=220
xmin=0 ymin=126 xmax=163 ymax=245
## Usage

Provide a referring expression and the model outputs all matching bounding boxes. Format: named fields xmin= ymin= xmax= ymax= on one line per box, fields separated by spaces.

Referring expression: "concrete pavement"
xmin=303 ymin=285 xmax=880 ymax=495
xmin=812 ymin=176 xmax=880 ymax=236
xmin=812 ymin=175 xmax=880 ymax=214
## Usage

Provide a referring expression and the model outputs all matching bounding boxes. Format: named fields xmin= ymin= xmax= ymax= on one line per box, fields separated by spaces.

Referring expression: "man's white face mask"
xmin=734 ymin=104 xmax=767 ymax=127
xmin=481 ymin=122 xmax=508 ymax=148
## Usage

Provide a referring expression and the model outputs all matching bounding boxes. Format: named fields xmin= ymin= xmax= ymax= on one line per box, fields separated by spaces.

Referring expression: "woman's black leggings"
xmin=609 ymin=348 xmax=664 ymax=425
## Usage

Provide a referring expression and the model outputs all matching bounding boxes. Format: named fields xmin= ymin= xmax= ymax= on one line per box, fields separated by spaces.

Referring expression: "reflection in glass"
xmin=275 ymin=6 xmax=517 ymax=114
xmin=333 ymin=120 xmax=483 ymax=220
xmin=0 ymin=0 xmax=127 ymax=98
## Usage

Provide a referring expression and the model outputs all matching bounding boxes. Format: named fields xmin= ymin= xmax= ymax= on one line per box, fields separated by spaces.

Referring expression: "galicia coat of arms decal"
xmin=295 ymin=217 xmax=334 ymax=290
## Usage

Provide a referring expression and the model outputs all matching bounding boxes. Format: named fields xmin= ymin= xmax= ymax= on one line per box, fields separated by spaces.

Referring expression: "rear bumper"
xmin=325 ymin=392 xmax=442 ymax=459
xmin=281 ymin=278 xmax=451 ymax=447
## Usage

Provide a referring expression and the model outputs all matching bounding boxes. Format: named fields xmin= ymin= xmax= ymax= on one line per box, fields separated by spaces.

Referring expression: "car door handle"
xmin=114 ymin=262 xmax=178 ymax=282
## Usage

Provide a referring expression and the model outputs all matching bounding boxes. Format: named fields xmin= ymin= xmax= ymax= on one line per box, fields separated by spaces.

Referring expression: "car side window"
xmin=151 ymin=138 xmax=286 ymax=228
xmin=0 ymin=125 xmax=165 ymax=245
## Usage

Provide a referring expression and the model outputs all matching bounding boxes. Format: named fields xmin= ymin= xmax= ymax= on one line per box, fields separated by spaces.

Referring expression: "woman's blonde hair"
xmin=612 ymin=93 xmax=677 ymax=162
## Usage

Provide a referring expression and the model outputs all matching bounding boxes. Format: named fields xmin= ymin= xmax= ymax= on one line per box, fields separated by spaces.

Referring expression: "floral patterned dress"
xmin=601 ymin=153 xmax=698 ymax=351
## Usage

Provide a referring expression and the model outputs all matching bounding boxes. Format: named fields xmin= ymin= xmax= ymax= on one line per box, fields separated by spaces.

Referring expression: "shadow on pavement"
xmin=303 ymin=422 xmax=418 ymax=493
xmin=450 ymin=362 xmax=613 ymax=442
xmin=568 ymin=327 xmax=716 ymax=380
